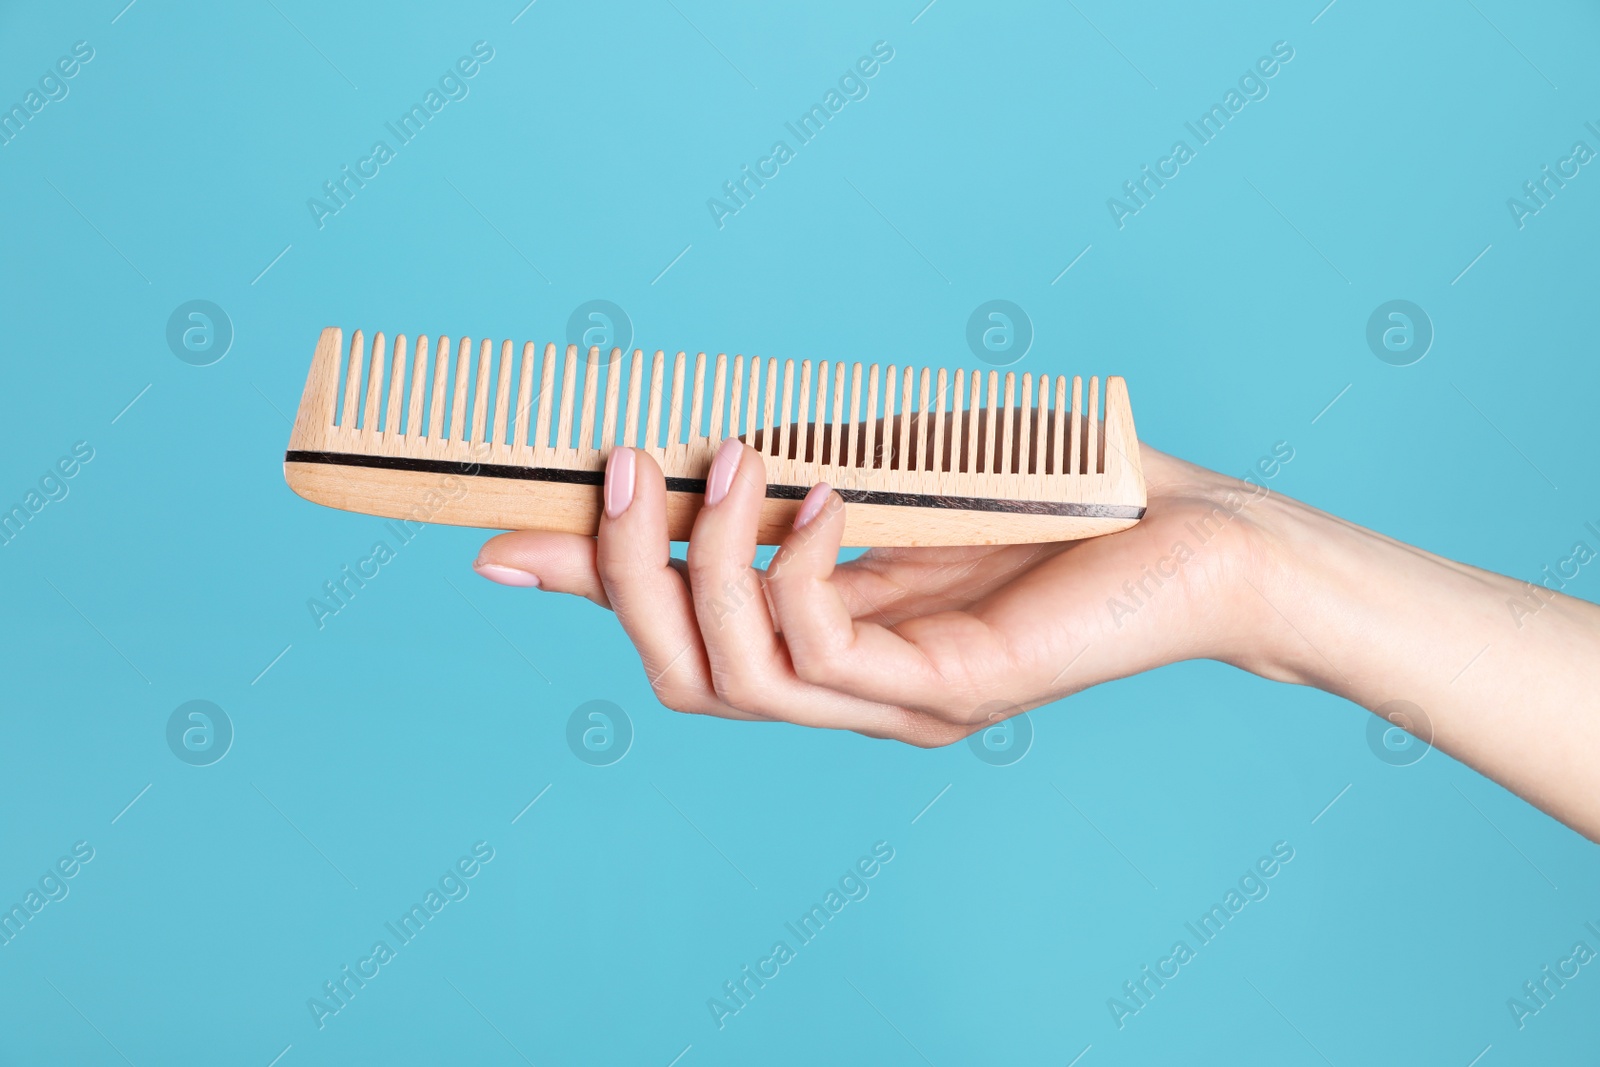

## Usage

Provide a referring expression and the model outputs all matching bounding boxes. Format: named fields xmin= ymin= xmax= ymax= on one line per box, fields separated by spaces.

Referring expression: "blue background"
xmin=3 ymin=0 xmax=1598 ymax=1063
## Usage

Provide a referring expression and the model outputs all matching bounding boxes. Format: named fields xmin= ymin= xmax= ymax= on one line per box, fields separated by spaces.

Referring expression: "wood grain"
xmin=285 ymin=327 xmax=1148 ymax=547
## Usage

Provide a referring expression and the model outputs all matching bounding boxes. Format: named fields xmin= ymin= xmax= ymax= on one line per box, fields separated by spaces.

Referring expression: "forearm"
xmin=1238 ymin=493 xmax=1600 ymax=840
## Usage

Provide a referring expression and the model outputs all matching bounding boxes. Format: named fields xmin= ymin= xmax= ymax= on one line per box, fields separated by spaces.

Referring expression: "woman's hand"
xmin=477 ymin=434 xmax=1600 ymax=839
xmin=473 ymin=437 xmax=1280 ymax=746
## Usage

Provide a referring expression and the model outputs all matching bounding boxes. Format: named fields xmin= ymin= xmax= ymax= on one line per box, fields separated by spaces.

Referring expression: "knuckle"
xmin=787 ymin=639 xmax=841 ymax=686
xmin=708 ymin=662 xmax=763 ymax=712
xmin=650 ymin=680 xmax=712 ymax=716
xmin=912 ymin=717 xmax=972 ymax=748
xmin=647 ymin=678 xmax=689 ymax=711
xmin=683 ymin=552 xmax=720 ymax=588
xmin=782 ymin=613 xmax=855 ymax=682
xmin=873 ymin=708 xmax=967 ymax=749
xmin=646 ymin=675 xmax=704 ymax=716
xmin=765 ymin=547 xmax=800 ymax=584
xmin=916 ymin=688 xmax=993 ymax=727
xmin=693 ymin=573 xmax=764 ymax=631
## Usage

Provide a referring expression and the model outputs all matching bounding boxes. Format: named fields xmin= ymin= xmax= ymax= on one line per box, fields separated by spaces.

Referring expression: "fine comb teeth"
xmin=284 ymin=327 xmax=1147 ymax=546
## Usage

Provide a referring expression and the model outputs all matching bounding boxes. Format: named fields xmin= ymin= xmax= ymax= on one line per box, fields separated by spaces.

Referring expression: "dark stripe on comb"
xmin=285 ymin=450 xmax=1146 ymax=519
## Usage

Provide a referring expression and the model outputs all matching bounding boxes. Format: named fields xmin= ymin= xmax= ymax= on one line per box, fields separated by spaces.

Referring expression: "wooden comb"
xmin=283 ymin=328 xmax=1146 ymax=546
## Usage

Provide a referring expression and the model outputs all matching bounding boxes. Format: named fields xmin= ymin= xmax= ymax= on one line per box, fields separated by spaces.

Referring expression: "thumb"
xmin=473 ymin=531 xmax=609 ymax=609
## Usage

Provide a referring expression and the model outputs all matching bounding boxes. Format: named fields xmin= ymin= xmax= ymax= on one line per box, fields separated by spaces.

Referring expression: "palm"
xmin=820 ymin=447 xmax=1255 ymax=698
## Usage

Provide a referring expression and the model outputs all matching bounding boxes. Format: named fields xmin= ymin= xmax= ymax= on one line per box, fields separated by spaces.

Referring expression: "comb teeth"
xmin=288 ymin=326 xmax=1146 ymax=545
xmin=291 ymin=328 xmax=1138 ymax=485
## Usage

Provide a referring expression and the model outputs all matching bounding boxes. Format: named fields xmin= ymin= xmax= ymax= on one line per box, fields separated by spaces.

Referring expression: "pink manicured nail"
xmin=794 ymin=482 xmax=833 ymax=530
xmin=705 ymin=436 xmax=743 ymax=507
xmin=605 ymin=447 xmax=636 ymax=518
xmin=474 ymin=561 xmax=541 ymax=588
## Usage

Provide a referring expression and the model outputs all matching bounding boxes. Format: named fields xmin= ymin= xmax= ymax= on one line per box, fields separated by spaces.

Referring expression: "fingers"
xmin=475 ymin=531 xmax=608 ymax=607
xmin=685 ymin=440 xmax=935 ymax=737
xmin=594 ymin=447 xmax=763 ymax=721
xmin=764 ymin=483 xmax=853 ymax=638
xmin=765 ymin=484 xmax=986 ymax=718
xmin=683 ymin=438 xmax=787 ymax=711
xmin=474 ymin=442 xmax=985 ymax=745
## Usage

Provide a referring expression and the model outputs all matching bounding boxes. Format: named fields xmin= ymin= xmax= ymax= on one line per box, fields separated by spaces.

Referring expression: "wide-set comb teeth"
xmin=286 ymin=327 xmax=1147 ymax=546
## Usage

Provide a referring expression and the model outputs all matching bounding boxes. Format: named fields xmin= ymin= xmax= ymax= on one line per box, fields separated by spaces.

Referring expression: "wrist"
xmin=1220 ymin=487 xmax=1500 ymax=702
xmin=1213 ymin=488 xmax=1374 ymax=691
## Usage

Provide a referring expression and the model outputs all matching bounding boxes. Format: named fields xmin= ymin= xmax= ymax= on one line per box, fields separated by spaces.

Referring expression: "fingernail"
xmin=474 ymin=561 xmax=541 ymax=588
xmin=794 ymin=482 xmax=833 ymax=530
xmin=706 ymin=436 xmax=743 ymax=507
xmin=605 ymin=447 xmax=636 ymax=519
